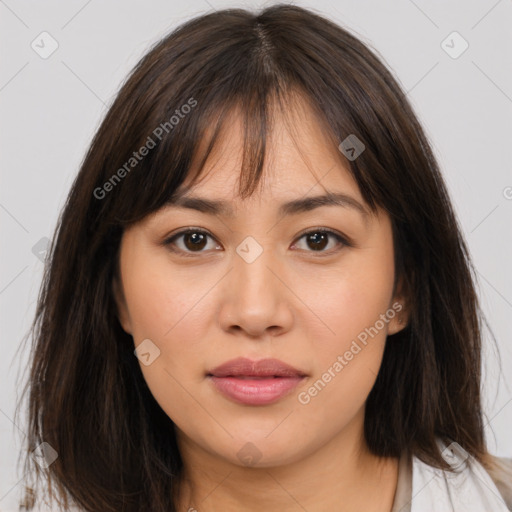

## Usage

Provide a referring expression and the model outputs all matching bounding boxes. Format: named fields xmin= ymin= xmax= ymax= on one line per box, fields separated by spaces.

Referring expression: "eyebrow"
xmin=167 ymin=192 xmax=370 ymax=220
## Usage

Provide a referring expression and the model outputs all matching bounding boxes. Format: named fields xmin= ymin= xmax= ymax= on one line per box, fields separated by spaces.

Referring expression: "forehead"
xmin=177 ymin=94 xmax=364 ymax=206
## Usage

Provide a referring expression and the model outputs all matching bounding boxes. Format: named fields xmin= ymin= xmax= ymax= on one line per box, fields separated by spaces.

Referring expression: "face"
xmin=113 ymin=97 xmax=407 ymax=469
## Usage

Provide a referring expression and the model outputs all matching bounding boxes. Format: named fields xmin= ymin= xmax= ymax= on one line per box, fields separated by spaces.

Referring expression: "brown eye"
xmin=305 ymin=232 xmax=329 ymax=251
xmin=163 ymin=227 xmax=350 ymax=257
xmin=164 ymin=229 xmax=222 ymax=255
xmin=292 ymin=229 xmax=349 ymax=254
xmin=182 ymin=232 xmax=208 ymax=251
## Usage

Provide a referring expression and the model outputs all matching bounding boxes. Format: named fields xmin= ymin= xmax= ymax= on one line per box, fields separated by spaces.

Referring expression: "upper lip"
xmin=207 ymin=357 xmax=307 ymax=378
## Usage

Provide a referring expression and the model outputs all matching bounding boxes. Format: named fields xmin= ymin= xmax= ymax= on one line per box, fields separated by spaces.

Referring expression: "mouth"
xmin=224 ymin=375 xmax=283 ymax=380
xmin=206 ymin=357 xmax=307 ymax=406
xmin=207 ymin=357 xmax=307 ymax=378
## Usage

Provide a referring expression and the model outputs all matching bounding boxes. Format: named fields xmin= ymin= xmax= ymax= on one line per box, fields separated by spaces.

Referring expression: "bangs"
xmin=104 ymin=76 xmax=373 ymax=232
xmin=168 ymin=86 xmax=359 ymax=204
xmin=93 ymin=12 xmax=392 ymax=233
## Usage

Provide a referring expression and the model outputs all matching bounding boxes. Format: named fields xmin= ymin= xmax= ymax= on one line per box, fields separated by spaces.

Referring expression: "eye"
xmin=291 ymin=228 xmax=350 ymax=254
xmin=162 ymin=227 xmax=351 ymax=256
xmin=163 ymin=228 xmax=222 ymax=256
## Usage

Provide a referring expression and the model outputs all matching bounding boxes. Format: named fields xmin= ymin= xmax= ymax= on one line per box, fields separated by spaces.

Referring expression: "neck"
xmin=174 ymin=411 xmax=399 ymax=512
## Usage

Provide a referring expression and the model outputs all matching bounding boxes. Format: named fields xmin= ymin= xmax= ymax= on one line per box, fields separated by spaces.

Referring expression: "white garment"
xmin=411 ymin=439 xmax=511 ymax=512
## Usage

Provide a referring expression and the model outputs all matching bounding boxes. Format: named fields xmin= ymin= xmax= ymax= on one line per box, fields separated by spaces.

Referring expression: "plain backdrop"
xmin=1 ymin=0 xmax=511 ymax=509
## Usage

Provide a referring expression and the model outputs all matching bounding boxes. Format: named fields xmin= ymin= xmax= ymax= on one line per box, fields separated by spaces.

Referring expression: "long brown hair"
xmin=16 ymin=4 xmax=496 ymax=510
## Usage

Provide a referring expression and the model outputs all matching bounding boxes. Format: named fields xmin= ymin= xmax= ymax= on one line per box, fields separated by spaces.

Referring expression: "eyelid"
xmin=162 ymin=227 xmax=220 ymax=257
xmin=293 ymin=226 xmax=352 ymax=247
xmin=163 ymin=226 xmax=212 ymax=244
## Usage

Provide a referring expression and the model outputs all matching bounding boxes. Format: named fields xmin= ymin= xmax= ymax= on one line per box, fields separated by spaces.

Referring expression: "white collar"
xmin=410 ymin=439 xmax=510 ymax=511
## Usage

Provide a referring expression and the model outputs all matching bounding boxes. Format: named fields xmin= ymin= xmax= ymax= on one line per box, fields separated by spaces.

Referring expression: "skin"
xmin=113 ymin=96 xmax=409 ymax=512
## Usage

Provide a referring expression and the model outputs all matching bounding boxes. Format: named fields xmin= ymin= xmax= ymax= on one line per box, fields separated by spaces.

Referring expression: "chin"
xmin=216 ymin=431 xmax=310 ymax=469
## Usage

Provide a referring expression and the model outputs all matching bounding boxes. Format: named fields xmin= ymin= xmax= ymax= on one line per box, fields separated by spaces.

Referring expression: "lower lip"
xmin=208 ymin=376 xmax=304 ymax=405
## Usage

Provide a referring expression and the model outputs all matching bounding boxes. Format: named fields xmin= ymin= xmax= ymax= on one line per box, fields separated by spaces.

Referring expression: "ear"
xmin=112 ymin=273 xmax=133 ymax=335
xmin=387 ymin=276 xmax=410 ymax=336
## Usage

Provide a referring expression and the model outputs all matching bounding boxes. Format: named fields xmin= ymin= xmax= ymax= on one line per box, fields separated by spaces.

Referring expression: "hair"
xmin=14 ymin=3 xmax=502 ymax=511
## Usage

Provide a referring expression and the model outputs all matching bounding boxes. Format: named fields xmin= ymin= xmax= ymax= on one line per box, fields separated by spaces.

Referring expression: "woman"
xmin=16 ymin=4 xmax=512 ymax=511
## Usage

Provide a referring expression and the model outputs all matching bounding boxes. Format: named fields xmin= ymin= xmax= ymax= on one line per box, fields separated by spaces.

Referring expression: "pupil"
xmin=308 ymin=232 xmax=327 ymax=251
xmin=185 ymin=232 xmax=206 ymax=251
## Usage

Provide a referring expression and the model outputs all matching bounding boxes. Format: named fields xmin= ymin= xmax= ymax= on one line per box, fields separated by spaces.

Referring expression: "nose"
xmin=217 ymin=241 xmax=294 ymax=339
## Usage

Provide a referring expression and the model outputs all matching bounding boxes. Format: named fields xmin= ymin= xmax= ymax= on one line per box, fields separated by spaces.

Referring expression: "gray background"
xmin=1 ymin=0 xmax=511 ymax=509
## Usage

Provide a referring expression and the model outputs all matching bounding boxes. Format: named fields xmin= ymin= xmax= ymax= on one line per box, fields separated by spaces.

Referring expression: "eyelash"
xmin=162 ymin=227 xmax=352 ymax=257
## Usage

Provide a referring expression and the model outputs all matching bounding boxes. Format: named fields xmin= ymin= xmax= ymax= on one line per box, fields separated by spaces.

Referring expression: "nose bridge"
xmin=218 ymin=234 xmax=293 ymax=336
xmin=234 ymin=234 xmax=281 ymax=310
xmin=236 ymin=236 xmax=276 ymax=298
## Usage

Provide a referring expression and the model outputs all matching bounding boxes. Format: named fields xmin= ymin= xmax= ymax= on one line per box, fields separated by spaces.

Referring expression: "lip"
xmin=207 ymin=357 xmax=307 ymax=406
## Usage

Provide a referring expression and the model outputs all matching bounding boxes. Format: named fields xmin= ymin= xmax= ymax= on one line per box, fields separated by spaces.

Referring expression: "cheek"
xmin=296 ymin=236 xmax=395 ymax=415
xmin=122 ymin=248 xmax=208 ymax=346
xmin=124 ymin=267 xmax=210 ymax=430
xmin=308 ymin=251 xmax=395 ymax=359
xmin=120 ymin=250 xmax=217 ymax=416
